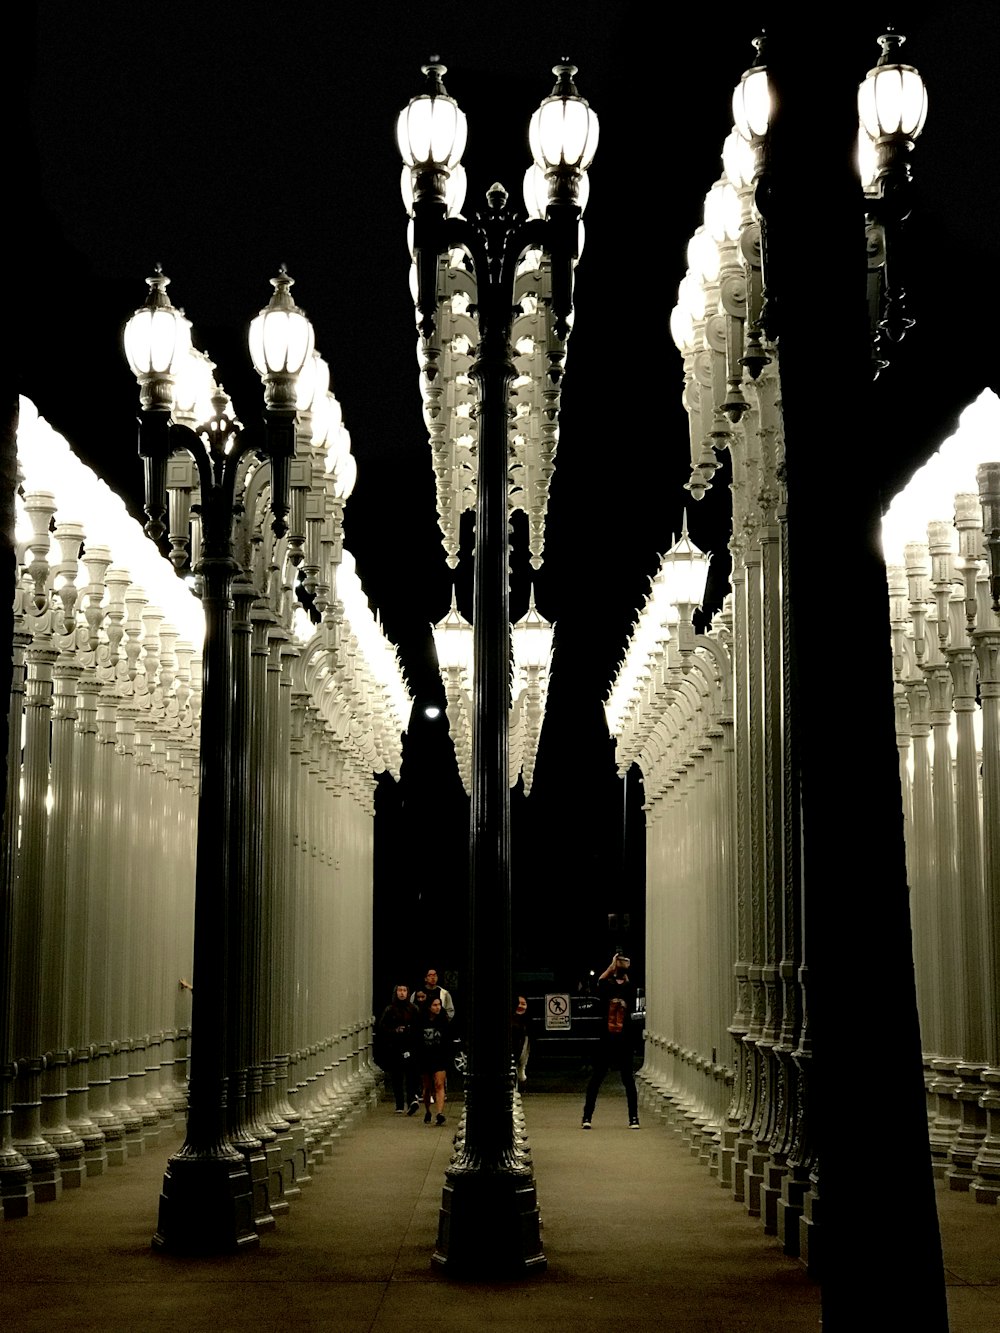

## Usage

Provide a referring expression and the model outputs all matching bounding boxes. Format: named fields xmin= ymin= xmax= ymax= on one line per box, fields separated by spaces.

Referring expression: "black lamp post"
xmin=729 ymin=30 xmax=947 ymax=1325
xmin=124 ymin=267 xmax=313 ymax=1252
xmin=397 ymin=59 xmax=597 ymax=1274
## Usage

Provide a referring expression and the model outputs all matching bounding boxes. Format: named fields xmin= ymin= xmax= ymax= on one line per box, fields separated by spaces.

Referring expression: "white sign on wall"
xmin=544 ymin=993 xmax=571 ymax=1031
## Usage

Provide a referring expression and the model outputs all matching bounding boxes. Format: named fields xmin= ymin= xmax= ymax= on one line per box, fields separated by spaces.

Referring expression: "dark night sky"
xmin=11 ymin=3 xmax=1000 ymax=993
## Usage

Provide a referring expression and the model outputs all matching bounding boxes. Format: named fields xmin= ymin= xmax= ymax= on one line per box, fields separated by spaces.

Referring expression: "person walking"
xmin=419 ymin=967 xmax=455 ymax=1020
xmin=581 ymin=952 xmax=640 ymax=1129
xmin=377 ymin=983 xmax=420 ymax=1115
xmin=416 ymin=996 xmax=454 ymax=1125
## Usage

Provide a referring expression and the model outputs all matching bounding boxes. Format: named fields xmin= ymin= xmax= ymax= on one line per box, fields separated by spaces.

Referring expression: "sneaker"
xmin=424 ymin=1110 xmax=432 ymax=1124
xmin=406 ymin=1100 xmax=419 ymax=1117
xmin=581 ymin=1118 xmax=592 ymax=1130
xmin=629 ymin=1119 xmax=641 ymax=1129
xmin=435 ymin=1113 xmax=446 ymax=1126
xmin=395 ymin=1107 xmax=405 ymax=1114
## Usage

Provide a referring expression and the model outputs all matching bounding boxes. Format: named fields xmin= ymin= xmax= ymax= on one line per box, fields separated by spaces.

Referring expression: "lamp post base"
xmin=152 ymin=1148 xmax=259 ymax=1253
xmin=432 ymin=1160 xmax=546 ymax=1276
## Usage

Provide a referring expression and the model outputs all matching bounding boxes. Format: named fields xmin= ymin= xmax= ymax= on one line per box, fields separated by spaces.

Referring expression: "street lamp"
xmin=659 ymin=521 xmax=712 ymax=666
xmin=398 ymin=57 xmax=597 ymax=1273
xmin=656 ymin=26 xmax=946 ymax=1315
xmin=729 ymin=29 xmax=927 ymax=377
xmin=431 ymin=592 xmax=474 ymax=794
xmin=124 ymin=266 xmax=312 ymax=1252
xmin=511 ymin=590 xmax=555 ymax=796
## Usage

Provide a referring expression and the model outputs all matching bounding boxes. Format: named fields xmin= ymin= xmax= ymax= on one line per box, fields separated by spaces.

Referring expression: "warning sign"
xmin=544 ymin=993 xmax=571 ymax=1031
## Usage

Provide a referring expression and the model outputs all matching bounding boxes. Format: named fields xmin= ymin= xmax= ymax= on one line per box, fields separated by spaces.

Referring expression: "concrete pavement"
xmin=0 ymin=1077 xmax=997 ymax=1331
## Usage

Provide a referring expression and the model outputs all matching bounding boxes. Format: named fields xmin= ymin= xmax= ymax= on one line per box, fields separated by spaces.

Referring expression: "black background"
xmin=11 ymin=2 xmax=1000 ymax=1006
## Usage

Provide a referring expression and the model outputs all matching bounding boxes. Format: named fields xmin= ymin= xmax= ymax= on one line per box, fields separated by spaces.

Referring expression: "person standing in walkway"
xmin=582 ymin=952 xmax=640 ymax=1129
xmin=377 ymin=983 xmax=420 ymax=1115
xmin=511 ymin=994 xmax=530 ymax=1093
xmin=417 ymin=995 xmax=454 ymax=1125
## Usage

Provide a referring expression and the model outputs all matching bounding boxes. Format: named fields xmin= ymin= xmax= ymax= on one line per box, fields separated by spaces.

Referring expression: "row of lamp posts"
xmin=121 ymin=271 xmax=409 ymax=1249
xmin=606 ymin=26 xmax=955 ymax=1322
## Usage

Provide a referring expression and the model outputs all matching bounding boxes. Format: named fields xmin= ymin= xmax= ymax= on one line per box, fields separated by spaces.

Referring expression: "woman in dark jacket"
xmin=417 ymin=996 xmax=454 ymax=1125
xmin=378 ymin=983 xmax=419 ymax=1114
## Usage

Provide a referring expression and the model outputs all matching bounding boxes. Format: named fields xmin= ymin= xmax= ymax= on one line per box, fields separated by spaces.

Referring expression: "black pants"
xmin=583 ymin=1045 xmax=638 ymax=1121
xmin=390 ymin=1055 xmax=419 ymax=1109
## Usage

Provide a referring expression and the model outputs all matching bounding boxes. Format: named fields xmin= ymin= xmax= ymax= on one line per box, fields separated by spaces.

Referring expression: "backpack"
xmin=607 ymin=997 xmax=627 ymax=1036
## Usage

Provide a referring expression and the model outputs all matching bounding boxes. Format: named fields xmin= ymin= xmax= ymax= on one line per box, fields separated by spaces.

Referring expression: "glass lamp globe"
xmin=722 ymin=128 xmax=755 ymax=191
xmin=433 ymin=594 xmax=474 ymax=676
xmin=512 ymin=594 xmax=554 ymax=674
xmin=858 ymin=32 xmax=928 ymax=142
xmin=297 ymin=352 xmax=330 ymax=414
xmin=396 ymin=59 xmax=467 ymax=169
xmin=528 ymin=63 xmax=599 ymax=174
xmin=330 ymin=450 xmax=357 ymax=503
xmin=704 ymin=180 xmax=741 ymax=245
xmin=661 ymin=524 xmax=711 ymax=609
xmin=669 ymin=303 xmax=694 ymax=355
xmin=173 ymin=347 xmax=217 ymax=425
xmin=248 ymin=269 xmax=314 ymax=383
xmin=732 ymin=61 xmax=772 ymax=143
xmin=687 ymin=227 xmax=720 ymax=286
xmin=124 ymin=268 xmax=190 ymax=383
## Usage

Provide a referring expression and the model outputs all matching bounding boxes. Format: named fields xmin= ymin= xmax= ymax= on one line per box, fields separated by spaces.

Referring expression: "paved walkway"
xmin=1 ymin=1080 xmax=998 ymax=1331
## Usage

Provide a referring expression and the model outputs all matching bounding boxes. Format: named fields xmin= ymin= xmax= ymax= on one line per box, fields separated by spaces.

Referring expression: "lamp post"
xmin=726 ymin=28 xmax=947 ymax=1322
xmin=124 ymin=266 xmax=312 ymax=1252
xmin=398 ymin=58 xmax=597 ymax=1272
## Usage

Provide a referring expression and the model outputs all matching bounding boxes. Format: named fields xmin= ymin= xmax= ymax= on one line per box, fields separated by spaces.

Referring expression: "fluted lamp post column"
xmin=398 ymin=59 xmax=597 ymax=1273
xmin=124 ymin=267 xmax=312 ymax=1252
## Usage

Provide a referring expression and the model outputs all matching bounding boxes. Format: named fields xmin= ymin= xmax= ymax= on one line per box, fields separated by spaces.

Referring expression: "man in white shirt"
xmin=420 ymin=967 xmax=455 ymax=1020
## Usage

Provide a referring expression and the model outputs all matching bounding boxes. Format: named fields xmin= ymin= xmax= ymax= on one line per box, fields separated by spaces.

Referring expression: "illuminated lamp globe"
xmin=722 ymin=128 xmax=755 ymax=191
xmin=124 ymin=268 xmax=191 ymax=408
xmin=732 ymin=37 xmax=772 ymax=144
xmin=703 ymin=180 xmax=741 ymax=245
xmin=529 ymin=62 xmax=599 ymax=177
xmin=433 ymin=592 xmax=474 ymax=677
xmin=858 ymin=31 xmax=927 ymax=142
xmin=661 ymin=521 xmax=711 ymax=611
xmin=297 ymin=351 xmax=330 ymax=414
xmin=330 ymin=450 xmax=357 ymax=503
xmin=397 ymin=59 xmax=467 ymax=170
xmin=512 ymin=592 xmax=554 ymax=675
xmin=173 ymin=347 xmax=217 ymax=426
xmin=248 ymin=268 xmax=315 ymax=407
xmin=687 ymin=227 xmax=720 ymax=286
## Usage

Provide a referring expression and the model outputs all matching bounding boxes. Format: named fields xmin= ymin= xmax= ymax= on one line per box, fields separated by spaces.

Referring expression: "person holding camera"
xmin=581 ymin=952 xmax=640 ymax=1130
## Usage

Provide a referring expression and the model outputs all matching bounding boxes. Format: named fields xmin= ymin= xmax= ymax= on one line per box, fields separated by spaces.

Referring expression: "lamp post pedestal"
xmin=435 ymin=1146 xmax=545 ymax=1274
